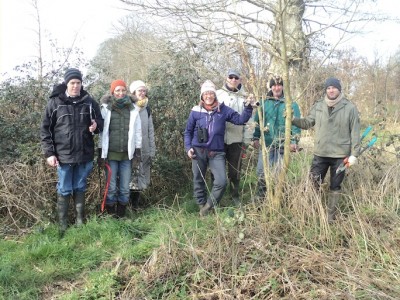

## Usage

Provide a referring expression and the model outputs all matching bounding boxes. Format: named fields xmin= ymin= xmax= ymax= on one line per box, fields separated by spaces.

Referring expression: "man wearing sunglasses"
xmin=216 ymin=69 xmax=248 ymax=206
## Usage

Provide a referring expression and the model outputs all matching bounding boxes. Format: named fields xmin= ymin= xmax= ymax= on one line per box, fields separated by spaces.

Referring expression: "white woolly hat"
xmin=200 ymin=80 xmax=216 ymax=98
xmin=129 ymin=80 xmax=147 ymax=93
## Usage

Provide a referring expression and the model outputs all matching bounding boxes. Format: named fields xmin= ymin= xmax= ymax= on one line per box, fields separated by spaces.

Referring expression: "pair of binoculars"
xmin=197 ymin=127 xmax=208 ymax=143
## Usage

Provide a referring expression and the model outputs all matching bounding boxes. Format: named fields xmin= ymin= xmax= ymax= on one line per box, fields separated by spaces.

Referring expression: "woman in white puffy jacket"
xmin=99 ymin=79 xmax=142 ymax=217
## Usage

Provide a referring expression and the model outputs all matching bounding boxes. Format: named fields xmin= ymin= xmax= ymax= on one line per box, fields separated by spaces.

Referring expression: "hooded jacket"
xmin=40 ymin=83 xmax=104 ymax=164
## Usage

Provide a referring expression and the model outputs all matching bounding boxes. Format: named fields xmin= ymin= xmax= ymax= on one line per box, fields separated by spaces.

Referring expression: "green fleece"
xmin=253 ymin=97 xmax=301 ymax=147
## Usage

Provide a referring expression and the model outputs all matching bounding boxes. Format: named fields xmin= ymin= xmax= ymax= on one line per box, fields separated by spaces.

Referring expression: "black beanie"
xmin=64 ymin=68 xmax=82 ymax=84
xmin=269 ymin=77 xmax=283 ymax=88
xmin=324 ymin=77 xmax=341 ymax=92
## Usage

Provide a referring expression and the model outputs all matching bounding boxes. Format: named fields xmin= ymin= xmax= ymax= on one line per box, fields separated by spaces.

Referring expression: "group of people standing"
xmin=40 ymin=68 xmax=155 ymax=235
xmin=41 ymin=67 xmax=361 ymax=235
xmin=184 ymin=70 xmax=361 ymax=222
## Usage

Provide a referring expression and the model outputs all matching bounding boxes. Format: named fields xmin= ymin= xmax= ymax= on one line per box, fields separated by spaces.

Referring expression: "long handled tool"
xmin=336 ymin=126 xmax=376 ymax=174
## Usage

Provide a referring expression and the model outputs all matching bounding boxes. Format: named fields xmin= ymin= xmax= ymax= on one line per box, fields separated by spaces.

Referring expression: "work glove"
xmin=132 ymin=148 xmax=141 ymax=167
xmin=346 ymin=155 xmax=357 ymax=167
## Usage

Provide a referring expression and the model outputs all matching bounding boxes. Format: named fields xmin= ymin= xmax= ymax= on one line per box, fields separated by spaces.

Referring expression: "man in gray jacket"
xmin=216 ymin=69 xmax=248 ymax=206
xmin=292 ymin=77 xmax=360 ymax=223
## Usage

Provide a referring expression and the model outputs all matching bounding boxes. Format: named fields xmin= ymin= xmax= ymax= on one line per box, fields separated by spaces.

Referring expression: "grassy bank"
xmin=1 ymin=140 xmax=399 ymax=299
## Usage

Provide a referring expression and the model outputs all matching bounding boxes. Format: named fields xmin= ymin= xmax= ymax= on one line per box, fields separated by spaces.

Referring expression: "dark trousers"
xmin=225 ymin=143 xmax=243 ymax=198
xmin=225 ymin=143 xmax=243 ymax=181
xmin=310 ymin=155 xmax=346 ymax=191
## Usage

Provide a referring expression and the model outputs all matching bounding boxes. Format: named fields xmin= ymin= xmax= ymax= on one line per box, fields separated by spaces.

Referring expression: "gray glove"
xmin=132 ymin=148 xmax=141 ymax=167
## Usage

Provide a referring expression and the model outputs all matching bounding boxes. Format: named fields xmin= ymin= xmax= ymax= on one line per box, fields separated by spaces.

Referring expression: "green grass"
xmin=0 ymin=213 xmax=156 ymax=299
xmin=1 ymin=149 xmax=400 ymax=299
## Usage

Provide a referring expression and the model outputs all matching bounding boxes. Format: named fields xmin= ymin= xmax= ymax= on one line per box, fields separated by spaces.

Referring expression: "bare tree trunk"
xmin=261 ymin=0 xmax=306 ymax=210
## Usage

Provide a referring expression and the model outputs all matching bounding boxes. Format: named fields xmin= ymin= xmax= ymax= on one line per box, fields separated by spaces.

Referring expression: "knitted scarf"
xmin=325 ymin=93 xmax=343 ymax=108
xmin=112 ymin=95 xmax=131 ymax=110
xmin=200 ymin=100 xmax=220 ymax=112
xmin=136 ymin=97 xmax=148 ymax=108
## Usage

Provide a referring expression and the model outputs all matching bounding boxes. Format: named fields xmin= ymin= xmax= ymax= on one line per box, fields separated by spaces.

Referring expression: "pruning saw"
xmin=336 ymin=126 xmax=377 ymax=174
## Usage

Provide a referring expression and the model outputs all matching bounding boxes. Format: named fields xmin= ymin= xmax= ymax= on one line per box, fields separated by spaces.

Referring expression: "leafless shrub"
xmin=0 ymin=162 xmax=55 ymax=234
xmin=119 ymin=147 xmax=400 ymax=299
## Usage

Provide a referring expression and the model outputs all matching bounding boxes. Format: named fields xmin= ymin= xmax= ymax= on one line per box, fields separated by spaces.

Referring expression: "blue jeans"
xmin=256 ymin=146 xmax=284 ymax=179
xmin=192 ymin=147 xmax=227 ymax=207
xmin=106 ymin=160 xmax=131 ymax=205
xmin=57 ymin=161 xmax=93 ymax=196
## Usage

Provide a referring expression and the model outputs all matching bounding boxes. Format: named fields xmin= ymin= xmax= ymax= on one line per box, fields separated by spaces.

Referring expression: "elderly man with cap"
xmin=184 ymin=80 xmax=255 ymax=216
xmin=40 ymin=68 xmax=103 ymax=235
xmin=216 ymin=69 xmax=248 ymax=206
xmin=292 ymin=77 xmax=361 ymax=223
xmin=252 ymin=76 xmax=301 ymax=200
xmin=128 ymin=80 xmax=156 ymax=209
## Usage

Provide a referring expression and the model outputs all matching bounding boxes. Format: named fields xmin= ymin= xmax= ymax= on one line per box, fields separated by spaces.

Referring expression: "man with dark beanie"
xmin=292 ymin=77 xmax=361 ymax=223
xmin=40 ymin=68 xmax=104 ymax=236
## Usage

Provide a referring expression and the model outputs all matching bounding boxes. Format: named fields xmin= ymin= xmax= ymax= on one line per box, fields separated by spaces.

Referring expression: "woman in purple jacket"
xmin=184 ymin=80 xmax=254 ymax=216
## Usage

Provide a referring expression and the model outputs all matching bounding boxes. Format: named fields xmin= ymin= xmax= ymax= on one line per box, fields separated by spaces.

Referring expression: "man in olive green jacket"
xmin=292 ymin=77 xmax=360 ymax=223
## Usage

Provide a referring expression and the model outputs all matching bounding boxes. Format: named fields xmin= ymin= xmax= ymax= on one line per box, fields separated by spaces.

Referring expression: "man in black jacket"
xmin=40 ymin=68 xmax=104 ymax=235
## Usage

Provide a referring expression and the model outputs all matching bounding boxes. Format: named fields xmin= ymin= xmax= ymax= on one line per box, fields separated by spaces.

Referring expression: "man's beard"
xmin=327 ymin=94 xmax=338 ymax=100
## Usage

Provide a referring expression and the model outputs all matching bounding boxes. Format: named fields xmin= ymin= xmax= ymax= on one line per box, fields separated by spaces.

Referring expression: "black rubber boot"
xmin=255 ymin=179 xmax=267 ymax=201
xmin=199 ymin=199 xmax=214 ymax=217
xmin=130 ymin=190 xmax=140 ymax=210
xmin=74 ymin=192 xmax=85 ymax=226
xmin=327 ymin=191 xmax=340 ymax=223
xmin=116 ymin=203 xmax=127 ymax=218
xmin=105 ymin=204 xmax=116 ymax=216
xmin=57 ymin=194 xmax=70 ymax=236
xmin=229 ymin=179 xmax=241 ymax=206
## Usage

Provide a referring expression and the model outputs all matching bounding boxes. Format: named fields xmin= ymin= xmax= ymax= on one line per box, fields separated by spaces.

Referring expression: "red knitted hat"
xmin=110 ymin=80 xmax=127 ymax=94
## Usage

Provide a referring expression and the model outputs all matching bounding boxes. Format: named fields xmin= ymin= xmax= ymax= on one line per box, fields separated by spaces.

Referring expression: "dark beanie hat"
xmin=64 ymin=68 xmax=82 ymax=84
xmin=269 ymin=76 xmax=283 ymax=87
xmin=324 ymin=77 xmax=341 ymax=92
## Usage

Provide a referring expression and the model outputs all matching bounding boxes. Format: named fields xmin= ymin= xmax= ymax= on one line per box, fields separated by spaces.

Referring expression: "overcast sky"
xmin=0 ymin=0 xmax=129 ymax=75
xmin=1 ymin=0 xmax=399 ymax=76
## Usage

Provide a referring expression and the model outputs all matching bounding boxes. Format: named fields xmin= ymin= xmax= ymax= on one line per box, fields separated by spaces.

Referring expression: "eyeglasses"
xmin=228 ymin=76 xmax=240 ymax=80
